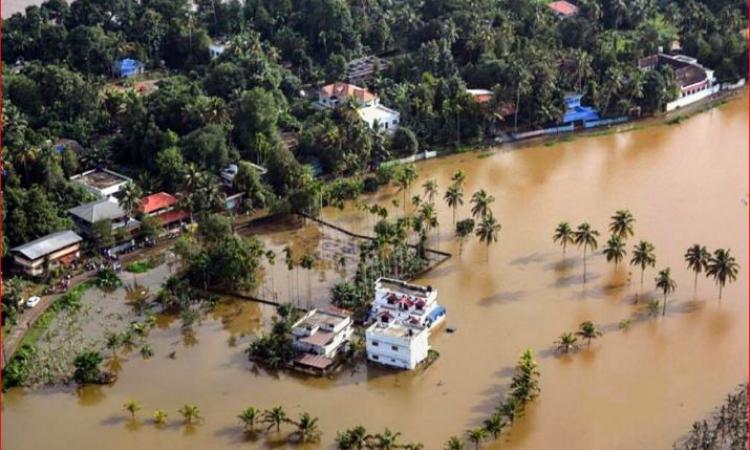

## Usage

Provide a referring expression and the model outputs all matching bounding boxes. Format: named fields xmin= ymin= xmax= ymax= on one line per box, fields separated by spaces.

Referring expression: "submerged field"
xmin=3 ymin=93 xmax=748 ymax=450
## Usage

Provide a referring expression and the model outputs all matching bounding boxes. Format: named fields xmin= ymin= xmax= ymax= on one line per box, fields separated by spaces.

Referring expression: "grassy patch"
xmin=125 ymin=255 xmax=163 ymax=273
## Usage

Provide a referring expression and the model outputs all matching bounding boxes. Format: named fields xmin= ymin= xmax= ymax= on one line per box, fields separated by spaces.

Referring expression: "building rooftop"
xmin=357 ymin=104 xmax=400 ymax=125
xmin=292 ymin=309 xmax=350 ymax=334
xmin=299 ymin=331 xmax=335 ymax=347
xmin=376 ymin=278 xmax=434 ymax=298
xmin=12 ymin=230 xmax=82 ymax=261
xmin=70 ymin=168 xmax=131 ymax=191
xmin=139 ymin=192 xmax=178 ymax=214
xmin=320 ymin=82 xmax=376 ymax=103
xmin=294 ymin=353 xmax=334 ymax=370
xmin=368 ymin=320 xmax=426 ymax=339
xmin=548 ymin=1 xmax=579 ymax=17
xmin=638 ymin=53 xmax=709 ymax=88
xmin=68 ymin=199 xmax=126 ymax=224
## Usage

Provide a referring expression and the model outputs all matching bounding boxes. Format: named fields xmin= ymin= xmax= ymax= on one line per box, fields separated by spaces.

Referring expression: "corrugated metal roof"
xmin=68 ymin=199 xmax=125 ymax=223
xmin=12 ymin=230 xmax=82 ymax=261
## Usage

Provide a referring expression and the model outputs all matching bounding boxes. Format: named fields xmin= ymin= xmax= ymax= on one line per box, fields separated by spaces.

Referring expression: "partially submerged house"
xmin=11 ymin=230 xmax=83 ymax=277
xmin=366 ymin=278 xmax=446 ymax=370
xmin=638 ymin=53 xmax=718 ymax=111
xmin=70 ymin=168 xmax=131 ymax=200
xmin=291 ymin=309 xmax=354 ymax=374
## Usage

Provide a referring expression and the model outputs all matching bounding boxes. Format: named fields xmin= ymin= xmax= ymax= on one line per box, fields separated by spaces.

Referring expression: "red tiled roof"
xmin=138 ymin=192 xmax=178 ymax=214
xmin=548 ymin=1 xmax=579 ymax=17
xmin=320 ymin=82 xmax=376 ymax=102
xmin=156 ymin=209 xmax=190 ymax=226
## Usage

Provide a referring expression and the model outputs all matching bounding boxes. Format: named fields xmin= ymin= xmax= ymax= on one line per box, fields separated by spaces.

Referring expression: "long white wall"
xmin=666 ymin=85 xmax=720 ymax=112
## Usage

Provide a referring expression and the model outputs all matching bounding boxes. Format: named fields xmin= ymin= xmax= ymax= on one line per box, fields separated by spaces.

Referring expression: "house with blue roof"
xmin=114 ymin=58 xmax=145 ymax=78
xmin=562 ymin=93 xmax=600 ymax=125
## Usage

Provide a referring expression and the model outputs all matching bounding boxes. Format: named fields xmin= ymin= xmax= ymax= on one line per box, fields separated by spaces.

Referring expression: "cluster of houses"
xmin=289 ymin=277 xmax=447 ymax=374
xmin=9 ymin=161 xmax=262 ymax=278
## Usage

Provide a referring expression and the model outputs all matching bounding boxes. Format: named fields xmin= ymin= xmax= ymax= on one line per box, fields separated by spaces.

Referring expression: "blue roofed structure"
xmin=114 ymin=58 xmax=145 ymax=78
xmin=562 ymin=94 xmax=600 ymax=124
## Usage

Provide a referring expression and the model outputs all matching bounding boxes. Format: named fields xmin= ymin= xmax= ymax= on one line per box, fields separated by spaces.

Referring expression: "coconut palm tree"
xmin=451 ymin=170 xmax=466 ymax=187
xmin=183 ymin=163 xmax=202 ymax=194
xmin=300 ymin=253 xmax=316 ymax=306
xmin=394 ymin=164 xmax=418 ymax=214
xmin=608 ymin=209 xmax=635 ymax=239
xmin=555 ymin=332 xmax=579 ymax=353
xmin=630 ymin=241 xmax=656 ymax=301
xmin=123 ymin=400 xmax=142 ymax=420
xmin=574 ymin=223 xmax=599 ymax=282
xmin=444 ymin=436 xmax=466 ymax=450
xmin=655 ymin=268 xmax=677 ymax=316
xmin=153 ymin=409 xmax=168 ymax=425
xmin=483 ymin=412 xmax=505 ymax=439
xmin=419 ymin=202 xmax=439 ymax=245
xmin=552 ymin=222 xmax=575 ymax=258
xmin=336 ymin=425 xmax=370 ymax=449
xmin=105 ymin=331 xmax=121 ymax=357
xmin=706 ymin=248 xmax=740 ymax=300
xmin=444 ymin=184 xmax=464 ymax=224
xmin=283 ymin=246 xmax=295 ymax=305
xmin=120 ymin=182 xmax=143 ymax=218
xmin=291 ymin=412 xmax=320 ymax=443
xmin=684 ymin=244 xmax=710 ymax=294
xmin=402 ymin=444 xmax=424 ymax=450
xmin=466 ymin=428 xmax=488 ymax=450
xmin=238 ymin=407 xmax=258 ymax=431
xmin=422 ymin=179 xmax=438 ymax=203
xmin=262 ymin=406 xmax=287 ymax=433
xmin=602 ymin=235 xmax=627 ymax=269
xmin=470 ymin=189 xmax=495 ymax=219
xmin=178 ymin=404 xmax=201 ymax=425
xmin=373 ymin=428 xmax=401 ymax=449
xmin=265 ymin=250 xmax=276 ymax=300
xmin=475 ymin=213 xmax=501 ymax=261
xmin=576 ymin=321 xmax=602 ymax=347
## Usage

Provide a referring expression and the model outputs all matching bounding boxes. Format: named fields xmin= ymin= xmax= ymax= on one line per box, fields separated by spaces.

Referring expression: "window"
xmin=391 ymin=345 xmax=398 ymax=351
xmin=372 ymin=341 xmax=379 ymax=347
xmin=372 ymin=355 xmax=379 ymax=360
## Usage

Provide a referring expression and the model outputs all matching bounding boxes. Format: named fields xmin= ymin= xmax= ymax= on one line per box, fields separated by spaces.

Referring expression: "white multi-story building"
xmin=365 ymin=317 xmax=429 ymax=370
xmin=317 ymin=82 xmax=400 ymax=134
xmin=291 ymin=309 xmax=353 ymax=359
xmin=370 ymin=278 xmax=446 ymax=329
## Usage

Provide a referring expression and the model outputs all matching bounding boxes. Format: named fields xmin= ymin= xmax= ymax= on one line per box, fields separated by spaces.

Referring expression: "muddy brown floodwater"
xmin=3 ymin=94 xmax=748 ymax=450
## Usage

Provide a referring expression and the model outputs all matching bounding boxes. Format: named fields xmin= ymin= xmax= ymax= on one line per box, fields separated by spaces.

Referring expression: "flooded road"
xmin=3 ymin=93 xmax=747 ymax=450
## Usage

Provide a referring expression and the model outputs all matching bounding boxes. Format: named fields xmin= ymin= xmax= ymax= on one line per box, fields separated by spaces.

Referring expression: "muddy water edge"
xmin=3 ymin=93 xmax=748 ymax=450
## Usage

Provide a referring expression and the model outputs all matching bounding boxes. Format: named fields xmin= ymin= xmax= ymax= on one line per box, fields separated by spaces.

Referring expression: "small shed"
xmin=114 ymin=58 xmax=145 ymax=78
xmin=562 ymin=94 xmax=600 ymax=125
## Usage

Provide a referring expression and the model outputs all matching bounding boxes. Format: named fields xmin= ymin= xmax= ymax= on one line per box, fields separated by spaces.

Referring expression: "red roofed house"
xmin=548 ymin=1 xmax=579 ymax=18
xmin=318 ymin=82 xmax=379 ymax=108
xmin=138 ymin=192 xmax=190 ymax=231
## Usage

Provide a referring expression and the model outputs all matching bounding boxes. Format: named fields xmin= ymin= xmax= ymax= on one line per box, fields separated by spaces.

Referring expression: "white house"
xmin=638 ymin=53 xmax=718 ymax=111
xmin=209 ymin=42 xmax=226 ymax=59
xmin=357 ymin=104 xmax=400 ymax=134
xmin=370 ymin=278 xmax=446 ymax=329
xmin=291 ymin=309 xmax=353 ymax=373
xmin=366 ymin=317 xmax=429 ymax=370
xmin=70 ymin=168 xmax=132 ymax=200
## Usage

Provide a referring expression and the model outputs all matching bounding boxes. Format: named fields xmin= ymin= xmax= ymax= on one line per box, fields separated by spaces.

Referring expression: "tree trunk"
xmin=662 ymin=293 xmax=668 ymax=316
xmin=694 ymin=272 xmax=698 ymax=295
xmin=582 ymin=247 xmax=587 ymax=283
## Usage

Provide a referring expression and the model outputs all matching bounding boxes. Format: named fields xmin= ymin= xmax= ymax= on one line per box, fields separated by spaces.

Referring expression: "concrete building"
xmin=70 ymin=168 xmax=132 ymax=200
xmin=370 ymin=278 xmax=446 ymax=329
xmin=318 ymin=82 xmax=379 ymax=108
xmin=291 ymin=309 xmax=353 ymax=373
xmin=68 ymin=199 xmax=139 ymax=238
xmin=638 ymin=53 xmax=718 ymax=111
xmin=366 ymin=316 xmax=430 ymax=370
xmin=357 ymin=104 xmax=400 ymax=134
xmin=209 ymin=42 xmax=226 ymax=59
xmin=11 ymin=230 xmax=83 ymax=277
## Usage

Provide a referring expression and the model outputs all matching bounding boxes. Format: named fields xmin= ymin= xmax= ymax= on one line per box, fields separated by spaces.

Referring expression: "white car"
xmin=25 ymin=296 xmax=41 ymax=308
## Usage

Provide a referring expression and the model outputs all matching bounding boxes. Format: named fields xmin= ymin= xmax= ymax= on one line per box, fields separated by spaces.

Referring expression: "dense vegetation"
xmin=2 ymin=0 xmax=746 ymax=257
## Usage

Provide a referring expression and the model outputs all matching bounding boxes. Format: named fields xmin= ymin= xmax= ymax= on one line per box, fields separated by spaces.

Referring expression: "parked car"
xmin=25 ymin=296 xmax=41 ymax=308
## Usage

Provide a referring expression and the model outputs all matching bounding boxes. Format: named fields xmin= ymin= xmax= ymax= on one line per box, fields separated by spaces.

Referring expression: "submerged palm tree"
xmin=602 ymin=235 xmax=627 ymax=269
xmin=153 ymin=409 xmax=168 ymax=425
xmin=552 ymin=222 xmax=575 ymax=258
xmin=476 ymin=213 xmax=501 ymax=261
xmin=336 ymin=425 xmax=370 ymax=449
xmin=373 ymin=428 xmax=401 ymax=450
xmin=291 ymin=412 xmax=320 ymax=443
xmin=466 ymin=428 xmax=488 ymax=450
xmin=395 ymin=164 xmax=418 ymax=214
xmin=609 ymin=209 xmax=635 ymax=239
xmin=706 ymin=248 xmax=740 ymax=300
xmin=178 ymin=404 xmax=200 ymax=425
xmin=123 ymin=400 xmax=142 ymax=420
xmin=483 ymin=412 xmax=505 ymax=439
xmin=655 ymin=268 xmax=677 ymax=316
xmin=451 ymin=170 xmax=466 ymax=187
xmin=630 ymin=241 xmax=656 ymax=302
xmin=555 ymin=332 xmax=579 ymax=353
xmin=470 ymin=189 xmax=495 ymax=219
xmin=444 ymin=184 xmax=464 ymax=224
xmin=574 ymin=223 xmax=599 ymax=282
xmin=262 ymin=406 xmax=287 ymax=433
xmin=238 ymin=406 xmax=258 ymax=431
xmin=576 ymin=321 xmax=602 ymax=347
xmin=684 ymin=244 xmax=710 ymax=294
xmin=444 ymin=436 xmax=466 ymax=450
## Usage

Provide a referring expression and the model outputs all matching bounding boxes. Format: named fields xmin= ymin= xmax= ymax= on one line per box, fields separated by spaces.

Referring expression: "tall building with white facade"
xmin=370 ymin=278 xmax=446 ymax=329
